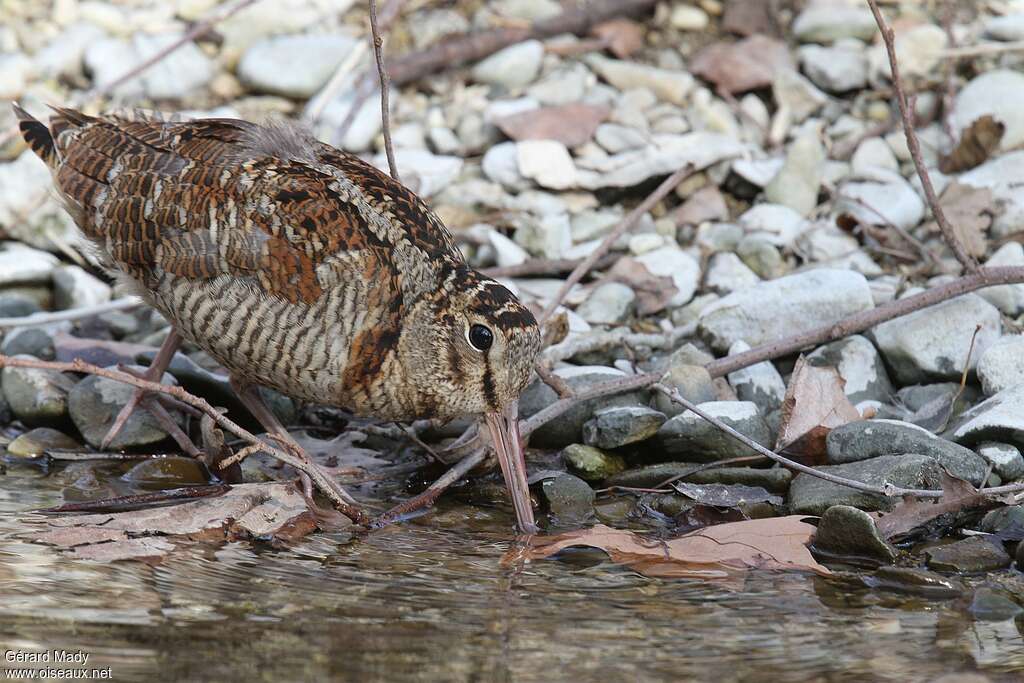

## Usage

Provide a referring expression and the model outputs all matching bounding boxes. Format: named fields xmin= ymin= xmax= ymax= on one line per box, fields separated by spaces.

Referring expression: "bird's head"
xmin=398 ymin=266 xmax=541 ymax=532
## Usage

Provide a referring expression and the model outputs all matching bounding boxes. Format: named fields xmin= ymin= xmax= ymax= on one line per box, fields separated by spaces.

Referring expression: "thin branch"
xmin=539 ymin=165 xmax=694 ymax=323
xmin=372 ymin=447 xmax=488 ymax=527
xmin=0 ymin=297 xmax=142 ymax=329
xmin=368 ymin=0 xmax=399 ymax=182
xmin=480 ymin=252 xmax=620 ymax=279
xmin=940 ymin=39 xmax=1024 ymax=59
xmin=534 ymin=362 xmax=574 ymax=399
xmin=867 ymin=0 xmax=979 ymax=274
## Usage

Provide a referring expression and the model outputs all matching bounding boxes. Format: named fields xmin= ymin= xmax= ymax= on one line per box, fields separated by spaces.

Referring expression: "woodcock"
xmin=14 ymin=104 xmax=541 ymax=532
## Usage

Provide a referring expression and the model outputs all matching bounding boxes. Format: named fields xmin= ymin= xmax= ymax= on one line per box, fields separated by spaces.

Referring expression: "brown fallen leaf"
xmin=673 ymin=185 xmax=729 ymax=227
xmin=494 ymin=103 xmax=610 ymax=148
xmin=517 ymin=517 xmax=831 ymax=579
xmin=922 ymin=181 xmax=996 ymax=259
xmin=776 ymin=356 xmax=861 ymax=464
xmin=872 ymin=471 xmax=1007 ymax=541
xmin=605 ymin=257 xmax=678 ymax=315
xmin=690 ymin=34 xmax=794 ymax=94
xmin=590 ymin=18 xmax=645 ymax=59
xmin=723 ymin=0 xmax=778 ymax=37
xmin=939 ymin=115 xmax=1005 ymax=174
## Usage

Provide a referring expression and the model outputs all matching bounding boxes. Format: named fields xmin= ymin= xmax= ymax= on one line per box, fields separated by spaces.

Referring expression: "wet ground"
xmin=1 ymin=460 xmax=1023 ymax=683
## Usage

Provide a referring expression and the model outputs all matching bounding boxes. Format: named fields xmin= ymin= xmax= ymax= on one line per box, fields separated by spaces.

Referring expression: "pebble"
xmin=952 ymin=70 xmax=1024 ymax=152
xmin=764 ymin=130 xmax=825 ymax=215
xmin=586 ymin=55 xmax=695 ymax=106
xmin=826 ymin=419 xmax=988 ymax=485
xmin=5 ymin=427 xmax=81 ymax=459
xmin=960 ymin=151 xmax=1024 ymax=239
xmin=871 ymin=294 xmax=1001 ymax=385
xmin=36 ymin=25 xmax=104 ymax=78
xmin=699 ymin=268 xmax=874 ymax=353
xmin=561 ymin=443 xmax=626 ymax=482
xmin=515 ymin=212 xmax=572 ymax=259
xmin=806 ymin=335 xmax=894 ymax=404
xmin=0 ymin=293 xmax=40 ymax=318
xmin=1 ymin=355 xmax=72 ymax=425
xmin=487 ymin=230 xmax=528 ymax=268
xmin=977 ymin=335 xmax=1024 ymax=396
xmin=885 ymin=25 xmax=947 ymax=80
xmin=670 ymin=5 xmax=710 ymax=31
xmin=851 ymin=137 xmax=900 ymax=174
xmin=737 ymin=203 xmax=809 ymax=247
xmin=1 ymin=325 xmax=63 ymax=360
xmin=789 ymin=453 xmax=942 ymax=515
xmin=482 ymin=141 xmax=529 ymax=190
xmin=516 ymin=140 xmax=577 ymax=190
xmin=948 ymin=384 xmax=1024 ymax=451
xmin=656 ymin=401 xmax=772 ymax=461
xmin=704 ymin=252 xmax=760 ymax=294
xmin=316 ymin=85 xmax=391 ymax=153
xmin=799 ymin=43 xmax=868 ymax=93
xmin=814 ymin=505 xmax=897 ymax=564
xmin=576 ymin=282 xmax=636 ymax=325
xmin=594 ymin=123 xmax=648 ymax=153
xmin=968 ymin=587 xmax=1024 ymax=622
xmin=122 ymin=456 xmax=208 ymax=487
xmin=925 ymin=537 xmax=1012 ymax=573
xmin=864 ymin=567 xmax=963 ymax=599
xmin=986 ymin=13 xmax=1024 ymax=41
xmin=527 ymin=63 xmax=592 ymax=106
xmin=607 ymin=463 xmax=792 ymax=493
xmin=0 ymin=242 xmax=58 ymax=287
xmin=975 ymin=442 xmax=1024 ymax=482
xmin=792 ymin=3 xmax=879 ymax=43
xmin=471 ymin=40 xmax=544 ymax=89
xmin=726 ymin=340 xmax=786 ymax=415
xmin=52 ymin=265 xmax=112 ymax=310
xmin=237 ymin=34 xmax=358 ymax=99
xmin=538 ymin=473 xmax=595 ymax=522
xmin=0 ymin=53 xmax=32 ymax=101
xmin=86 ymin=33 xmax=214 ymax=99
xmin=772 ymin=69 xmax=828 ymax=124
xmin=654 ymin=364 xmax=717 ymax=417
xmin=835 ymin=169 xmax=926 ymax=232
xmin=374 ymin=149 xmax=462 ymax=198
xmin=583 ymin=405 xmax=666 ymax=449
xmin=633 ymin=246 xmax=701 ymax=309
xmin=979 ymin=243 xmax=1024 ymax=315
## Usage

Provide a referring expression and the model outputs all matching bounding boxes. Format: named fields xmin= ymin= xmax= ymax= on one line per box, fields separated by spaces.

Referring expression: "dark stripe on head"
xmin=481 ymin=357 xmax=498 ymax=410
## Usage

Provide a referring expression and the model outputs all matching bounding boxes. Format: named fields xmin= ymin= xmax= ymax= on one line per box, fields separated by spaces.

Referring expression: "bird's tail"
xmin=11 ymin=102 xmax=60 ymax=168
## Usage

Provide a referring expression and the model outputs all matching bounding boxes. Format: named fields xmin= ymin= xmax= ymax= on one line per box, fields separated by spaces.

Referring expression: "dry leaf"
xmin=776 ymin=356 xmax=861 ymax=464
xmin=606 ymin=257 xmax=678 ymax=315
xmin=939 ymin=115 xmax=1005 ymax=174
xmin=723 ymin=0 xmax=778 ymax=37
xmin=673 ymin=185 xmax=729 ymax=227
xmin=872 ymin=471 xmax=1005 ymax=541
xmin=517 ymin=517 xmax=831 ymax=579
xmin=590 ymin=18 xmax=645 ymax=59
xmin=690 ymin=35 xmax=794 ymax=94
xmin=495 ymin=103 xmax=609 ymax=148
xmin=924 ymin=181 xmax=996 ymax=259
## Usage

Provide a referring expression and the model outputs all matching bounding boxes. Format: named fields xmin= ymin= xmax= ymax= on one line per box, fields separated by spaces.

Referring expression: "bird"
xmin=13 ymin=104 xmax=541 ymax=533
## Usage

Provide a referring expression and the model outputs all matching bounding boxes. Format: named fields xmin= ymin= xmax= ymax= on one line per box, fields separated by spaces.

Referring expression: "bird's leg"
xmin=101 ymin=329 xmax=189 ymax=450
xmin=229 ymin=379 xmax=362 ymax=509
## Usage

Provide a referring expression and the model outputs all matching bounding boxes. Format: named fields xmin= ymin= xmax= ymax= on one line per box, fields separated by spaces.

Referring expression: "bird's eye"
xmin=467 ymin=324 xmax=493 ymax=351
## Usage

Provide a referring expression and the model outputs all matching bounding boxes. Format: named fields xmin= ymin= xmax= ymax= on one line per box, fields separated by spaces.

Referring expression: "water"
xmin=1 ymin=459 xmax=1023 ymax=682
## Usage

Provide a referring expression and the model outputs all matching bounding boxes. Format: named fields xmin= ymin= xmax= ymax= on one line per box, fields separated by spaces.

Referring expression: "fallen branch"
xmin=372 ymin=447 xmax=487 ymax=527
xmin=368 ymin=0 xmax=399 ymax=182
xmin=481 ymin=252 xmax=620 ymax=279
xmin=867 ymin=0 xmax=978 ymax=274
xmin=0 ymin=296 xmax=141 ymax=329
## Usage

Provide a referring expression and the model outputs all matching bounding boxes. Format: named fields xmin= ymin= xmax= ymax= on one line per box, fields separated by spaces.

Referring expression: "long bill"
xmin=484 ymin=404 xmax=538 ymax=534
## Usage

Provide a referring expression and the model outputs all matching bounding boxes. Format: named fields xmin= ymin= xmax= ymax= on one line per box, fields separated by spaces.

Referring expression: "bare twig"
xmin=368 ymin=0 xmax=399 ymax=182
xmin=539 ymin=165 xmax=694 ymax=323
xmin=481 ymin=252 xmax=620 ymax=279
xmin=940 ymin=2 xmax=958 ymax=144
xmin=0 ymin=296 xmax=142 ymax=329
xmin=867 ymin=0 xmax=979 ymax=274
xmin=372 ymin=447 xmax=488 ymax=527
xmin=534 ymin=362 xmax=574 ymax=399
xmin=940 ymin=40 xmax=1024 ymax=59
xmin=938 ymin=323 xmax=982 ymax=432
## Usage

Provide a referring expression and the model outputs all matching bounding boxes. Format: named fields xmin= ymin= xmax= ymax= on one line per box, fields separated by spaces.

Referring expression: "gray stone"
xmin=948 ymin=384 xmax=1024 ymax=450
xmin=656 ymin=401 xmax=772 ymax=461
xmin=968 ymin=588 xmax=1024 ymax=622
xmin=372 ymin=148 xmax=462 ymax=198
xmin=865 ymin=567 xmax=963 ymax=599
xmin=925 ymin=536 xmax=1011 ymax=573
xmin=516 ymin=140 xmax=577 ymax=190
xmin=960 ymin=151 xmax=1024 ymax=239
xmin=953 ymin=70 xmax=1024 ymax=153
xmin=871 ymin=294 xmax=1001 ymax=385
xmin=654 ymin=364 xmax=717 ymax=417
xmin=979 ymin=243 xmax=1024 ymax=315
xmin=69 ymin=365 xmax=182 ymax=450
xmin=35 ymin=23 xmax=106 ymax=79
xmin=583 ymin=405 xmax=666 ymax=449
xmin=699 ymin=269 xmax=874 ymax=353
xmin=586 ymin=55 xmax=695 ymax=105
xmin=1 ymin=355 xmax=73 ymax=425
xmin=0 ymin=243 xmax=58 ymax=287
xmin=481 ymin=142 xmax=529 ymax=190
xmin=727 ymin=340 xmax=786 ymax=415
xmin=538 ymin=473 xmax=595 ymax=521
xmin=976 ymin=442 xmax=1024 ymax=481
xmin=737 ymin=236 xmax=786 ymax=279
xmin=789 ymin=454 xmax=941 ymax=515
xmin=836 ymin=169 xmax=926 ymax=232
xmin=807 ymin=335 xmax=894 ymax=405
xmin=979 ymin=505 xmax=1024 ymax=535
xmin=704 ymin=252 xmax=760 ymax=294
xmin=238 ymin=34 xmax=358 ymax=99
xmin=606 ymin=463 xmax=792 ymax=493
xmin=851 ymin=137 xmax=900 ymax=175
xmin=633 ymin=246 xmax=701 ymax=309
xmin=814 ymin=505 xmax=897 ymax=564
xmin=0 ymin=294 xmax=40 ymax=319
xmin=977 ymin=335 xmax=1024 ymax=396
xmin=595 ymin=123 xmax=648 ymax=153
xmin=315 ymin=84 xmax=393 ymax=153
xmin=793 ymin=4 xmax=878 ymax=43
xmin=799 ymin=43 xmax=868 ymax=93
xmin=826 ymin=420 xmax=988 ymax=485
xmin=764 ymin=130 xmax=825 ymax=216
xmin=5 ymin=427 xmax=81 ymax=459
xmin=772 ymin=69 xmax=828 ymax=124
xmin=52 ymin=265 xmax=111 ymax=310
xmin=987 ymin=13 xmax=1024 ymax=42
xmin=0 ymin=326 xmax=61 ymax=361
xmin=576 ymin=282 xmax=636 ymax=325
xmin=123 ymin=457 xmax=208 ymax=487
xmin=472 ymin=40 xmax=544 ymax=89
xmin=561 ymin=444 xmax=626 ymax=482
xmin=86 ymin=33 xmax=214 ymax=99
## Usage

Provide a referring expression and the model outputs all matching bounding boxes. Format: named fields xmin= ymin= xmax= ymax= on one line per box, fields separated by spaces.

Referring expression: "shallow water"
xmin=1 ymin=460 xmax=1023 ymax=683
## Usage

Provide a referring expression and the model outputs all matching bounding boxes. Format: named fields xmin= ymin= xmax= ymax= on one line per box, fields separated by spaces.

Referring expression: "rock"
xmin=607 ymin=463 xmax=792 ymax=493
xmin=52 ymin=265 xmax=111 ymax=310
xmin=772 ymin=69 xmax=828 ymax=124
xmin=527 ymin=62 xmax=592 ymax=106
xmin=654 ymin=364 xmax=717 ymax=417
xmin=123 ymin=457 xmax=209 ymax=487
xmin=5 ymin=427 xmax=81 ymax=459
xmin=793 ymin=3 xmax=878 ymax=43
xmin=960 ymin=151 xmax=1024 ymax=239
xmin=482 ymin=142 xmax=528 ymax=190
xmin=1 ymin=325 xmax=63 ymax=360
xmin=726 ymin=340 xmax=786 ymax=415
xmin=0 ymin=242 xmax=58 ymax=287
xmin=671 ymin=5 xmax=709 ymax=30
xmin=764 ymin=130 xmax=825 ymax=216
xmin=0 ymin=293 xmax=40 ymax=318
xmin=799 ymin=43 xmax=868 ymax=93
xmin=979 ymin=505 xmax=1024 ymax=535
xmin=86 ymin=33 xmax=214 ymax=99
xmin=576 ymin=282 xmax=636 ymax=325
xmin=690 ymin=35 xmax=794 ymax=94
xmin=806 ymin=335 xmax=894 ymax=404
xmin=814 ymin=505 xmax=897 ymax=564
xmin=789 ymin=454 xmax=941 ymax=515
xmin=699 ymin=269 xmax=874 ymax=353
xmin=69 ymin=365 xmax=182 ymax=450
xmin=952 ymin=70 xmax=1024 ymax=152
xmin=1 ymin=356 xmax=72 ymax=425
xmin=538 ymin=473 xmax=595 ymax=521
xmin=238 ymin=34 xmax=358 ymax=98
xmin=871 ymin=294 xmax=1001 ymax=385
xmin=583 ymin=405 xmax=666 ymax=449
xmin=968 ymin=588 xmax=1024 ymax=622
xmin=487 ymin=230 xmax=528 ymax=268
xmin=738 ymin=203 xmax=809 ymax=247
xmin=826 ymin=420 xmax=988 ymax=485
xmin=515 ymin=212 xmax=572 ymax=260
xmin=925 ymin=537 xmax=1011 ymax=573
xmin=516 ymin=140 xmax=577 ymax=190
xmin=35 ymin=23 xmax=106 ymax=79
xmin=656 ymin=401 xmax=772 ymax=461
xmin=979 ymin=243 xmax=1024 ymax=315
xmin=836 ymin=169 xmax=926 ymax=231
xmin=851 ymin=137 xmax=900 ymax=174
xmin=975 ymin=442 xmax=1024 ymax=482
xmin=372 ymin=148 xmax=462 ymax=198
xmin=633 ymin=246 xmax=701 ymax=308
xmin=315 ymin=84 xmax=392 ymax=153
xmin=575 ymin=132 xmax=744 ymax=189
xmin=882 ymin=25 xmax=947 ymax=80
xmin=0 ymin=53 xmax=32 ymax=100
xmin=865 ymin=567 xmax=963 ymax=599
xmin=987 ymin=13 xmax=1024 ymax=42
xmin=471 ymin=40 xmax=544 ymax=89
xmin=948 ymin=384 xmax=1024 ymax=450
xmin=977 ymin=335 xmax=1024 ymax=396
xmin=594 ymin=123 xmax=648 ymax=153
xmin=586 ymin=55 xmax=695 ymax=105
xmin=561 ymin=444 xmax=626 ymax=482
xmin=704 ymin=252 xmax=760 ymax=295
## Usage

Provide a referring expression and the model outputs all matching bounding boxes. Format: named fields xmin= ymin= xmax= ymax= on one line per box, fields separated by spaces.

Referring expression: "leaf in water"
xmin=495 ymin=103 xmax=609 ymax=148
xmin=590 ymin=18 xmax=645 ymax=59
xmin=939 ymin=115 xmax=1005 ymax=174
xmin=518 ymin=517 xmax=831 ymax=579
xmin=924 ymin=181 xmax=996 ymax=259
xmin=872 ymin=471 xmax=1006 ymax=541
xmin=605 ymin=257 xmax=678 ymax=315
xmin=776 ymin=357 xmax=861 ymax=464
xmin=672 ymin=482 xmax=782 ymax=507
